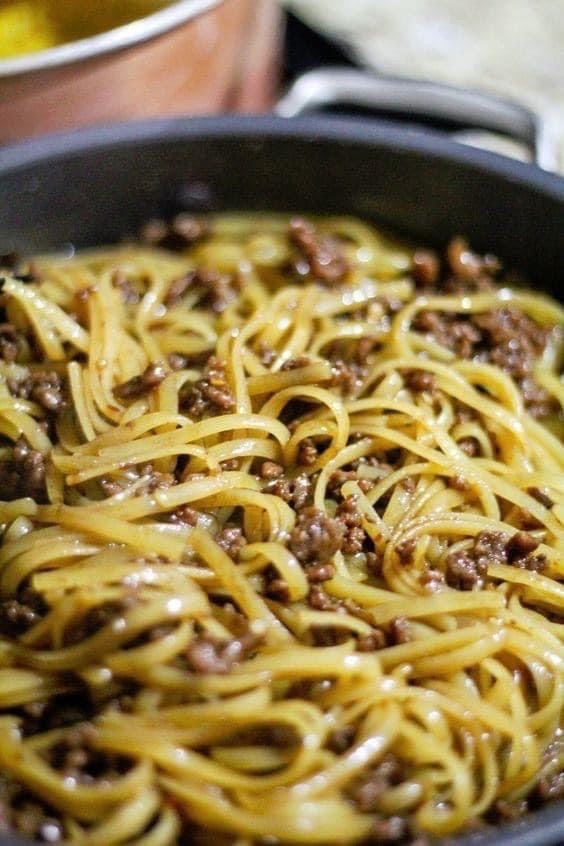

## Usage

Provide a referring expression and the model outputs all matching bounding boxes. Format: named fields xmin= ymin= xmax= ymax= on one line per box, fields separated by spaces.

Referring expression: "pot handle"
xmin=276 ymin=67 xmax=557 ymax=171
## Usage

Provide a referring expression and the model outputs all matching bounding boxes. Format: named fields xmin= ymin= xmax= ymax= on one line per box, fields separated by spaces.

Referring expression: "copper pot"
xmin=0 ymin=0 xmax=281 ymax=144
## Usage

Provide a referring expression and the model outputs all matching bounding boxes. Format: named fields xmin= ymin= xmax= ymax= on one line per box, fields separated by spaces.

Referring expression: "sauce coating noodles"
xmin=0 ymin=214 xmax=562 ymax=844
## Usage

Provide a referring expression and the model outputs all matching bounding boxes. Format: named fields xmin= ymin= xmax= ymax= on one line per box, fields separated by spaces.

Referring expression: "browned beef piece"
xmin=420 ymin=568 xmax=446 ymax=592
xmin=264 ymin=473 xmax=313 ymax=510
xmin=395 ymin=539 xmax=416 ymax=565
xmin=445 ymin=237 xmax=500 ymax=283
xmin=446 ymin=530 xmax=545 ymax=590
xmin=403 ymin=369 xmax=436 ymax=394
xmin=413 ymin=310 xmax=482 ymax=360
xmin=448 ymin=474 xmax=471 ymax=491
xmin=445 ymin=550 xmax=487 ymax=590
xmin=305 ymin=562 xmax=335 ymax=583
xmin=366 ymin=550 xmax=383 ymax=578
xmin=412 ymin=249 xmax=440 ymax=288
xmin=473 ymin=308 xmax=552 ymax=379
xmin=113 ymin=362 xmax=168 ymax=400
xmin=414 ymin=300 xmax=557 ymax=417
xmin=139 ymin=214 xmax=210 ymax=251
xmin=180 ymin=356 xmax=235 ymax=420
xmin=329 ymin=359 xmax=366 ymax=397
xmin=288 ymin=217 xmax=349 ymax=284
xmin=357 ymin=631 xmax=387 ymax=651
xmin=8 ymin=369 xmax=65 ymax=413
xmin=390 ymin=617 xmax=410 ymax=644
xmin=215 ymin=525 xmax=247 ymax=560
xmin=168 ymin=505 xmax=201 ymax=526
xmin=0 ymin=323 xmax=23 ymax=362
xmin=335 ymin=497 xmax=365 ymax=555
xmin=164 ymin=267 xmax=236 ymax=313
xmin=505 ymin=530 xmax=540 ymax=563
xmin=297 ymin=437 xmax=318 ymax=466
xmin=263 ymin=567 xmax=290 ymax=602
xmin=307 ymin=584 xmax=340 ymax=611
xmin=288 ymin=507 xmax=344 ymax=565
xmin=259 ymin=461 xmax=283 ymax=479
xmin=186 ymin=628 xmax=262 ymax=675
xmin=0 ymin=588 xmax=46 ymax=637
xmin=327 ymin=469 xmax=373 ymax=499
xmin=0 ymin=435 xmax=47 ymax=502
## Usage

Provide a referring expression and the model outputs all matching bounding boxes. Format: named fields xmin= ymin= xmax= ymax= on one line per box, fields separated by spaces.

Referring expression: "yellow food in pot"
xmin=0 ymin=0 xmax=169 ymax=58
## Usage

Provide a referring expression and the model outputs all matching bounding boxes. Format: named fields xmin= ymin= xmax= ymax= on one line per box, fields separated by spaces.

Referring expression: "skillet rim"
xmin=0 ymin=113 xmax=562 ymax=846
xmin=0 ymin=114 xmax=563 ymax=204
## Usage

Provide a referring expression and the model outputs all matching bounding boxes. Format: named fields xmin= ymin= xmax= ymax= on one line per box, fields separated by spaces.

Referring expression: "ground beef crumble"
xmin=0 ymin=588 xmax=47 ymax=637
xmin=413 ymin=304 xmax=557 ymax=418
xmin=264 ymin=473 xmax=313 ymax=511
xmin=412 ymin=249 xmax=440 ymax=288
xmin=0 ymin=322 xmax=24 ymax=362
xmin=215 ymin=525 xmax=247 ymax=560
xmin=167 ymin=505 xmax=201 ymax=526
xmin=186 ymin=627 xmax=263 ymax=675
xmin=0 ymin=435 xmax=47 ymax=502
xmin=263 ymin=566 xmax=291 ymax=602
xmin=329 ymin=359 xmax=367 ymax=397
xmin=164 ymin=267 xmax=236 ymax=313
xmin=335 ymin=496 xmax=365 ymax=555
xmin=139 ymin=214 xmax=211 ymax=251
xmin=259 ymin=460 xmax=284 ymax=480
xmin=288 ymin=217 xmax=349 ymax=284
xmin=445 ymin=530 xmax=545 ymax=590
xmin=113 ymin=361 xmax=169 ymax=400
xmin=180 ymin=356 xmax=235 ymax=420
xmin=403 ymin=369 xmax=436 ymax=394
xmin=288 ymin=507 xmax=344 ymax=565
xmin=8 ymin=369 xmax=66 ymax=414
xmin=327 ymin=469 xmax=374 ymax=499
xmin=297 ymin=437 xmax=318 ymax=466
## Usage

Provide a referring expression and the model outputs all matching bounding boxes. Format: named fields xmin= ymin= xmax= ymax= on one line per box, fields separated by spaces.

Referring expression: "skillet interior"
xmin=0 ymin=115 xmax=562 ymax=846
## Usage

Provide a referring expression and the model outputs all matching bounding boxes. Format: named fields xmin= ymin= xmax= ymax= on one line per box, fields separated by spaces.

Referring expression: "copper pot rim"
xmin=0 ymin=0 xmax=221 ymax=80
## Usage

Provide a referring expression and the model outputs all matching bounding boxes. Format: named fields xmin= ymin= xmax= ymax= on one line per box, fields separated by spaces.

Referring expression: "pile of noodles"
xmin=0 ymin=214 xmax=562 ymax=845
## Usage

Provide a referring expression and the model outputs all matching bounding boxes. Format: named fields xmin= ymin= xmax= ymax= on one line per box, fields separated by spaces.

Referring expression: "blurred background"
xmin=0 ymin=0 xmax=562 ymax=168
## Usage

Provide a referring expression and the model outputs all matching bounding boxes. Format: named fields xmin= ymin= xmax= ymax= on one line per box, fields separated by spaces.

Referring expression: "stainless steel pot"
xmin=0 ymin=0 xmax=281 ymax=143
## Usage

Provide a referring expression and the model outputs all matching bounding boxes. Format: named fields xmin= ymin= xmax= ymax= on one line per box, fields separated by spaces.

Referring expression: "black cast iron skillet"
xmin=0 ymin=109 xmax=563 ymax=846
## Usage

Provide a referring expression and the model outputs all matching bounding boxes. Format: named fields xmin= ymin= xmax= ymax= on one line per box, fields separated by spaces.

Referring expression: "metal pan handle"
xmin=276 ymin=67 xmax=557 ymax=171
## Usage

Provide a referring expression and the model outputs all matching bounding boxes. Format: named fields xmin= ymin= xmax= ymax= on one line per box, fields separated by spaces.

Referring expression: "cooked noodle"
xmin=0 ymin=214 xmax=562 ymax=844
